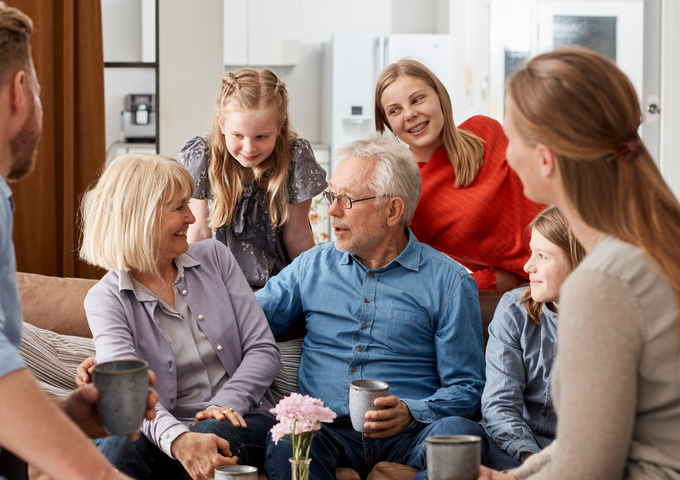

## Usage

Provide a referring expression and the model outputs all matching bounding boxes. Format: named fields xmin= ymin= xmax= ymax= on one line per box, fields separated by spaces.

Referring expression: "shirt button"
xmin=352 ymin=367 xmax=357 ymax=373
xmin=181 ymin=289 xmax=188 ymax=295
xmin=541 ymin=411 xmax=548 ymax=417
xmin=198 ymin=314 xmax=204 ymax=320
xmin=369 ymin=273 xmax=374 ymax=278
xmin=420 ymin=414 xmax=424 ymax=420
xmin=364 ymin=298 xmax=370 ymax=303
xmin=357 ymin=347 xmax=362 ymax=352
xmin=217 ymin=345 xmax=223 ymax=351
xmin=498 ymin=441 xmax=503 ymax=447
xmin=180 ymin=273 xmax=184 ymax=278
xmin=162 ymin=433 xmax=169 ymax=439
xmin=361 ymin=324 xmax=367 ymax=330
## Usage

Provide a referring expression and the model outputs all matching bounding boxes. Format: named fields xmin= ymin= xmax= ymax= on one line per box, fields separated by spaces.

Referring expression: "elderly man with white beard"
xmin=258 ymin=132 xmax=485 ymax=480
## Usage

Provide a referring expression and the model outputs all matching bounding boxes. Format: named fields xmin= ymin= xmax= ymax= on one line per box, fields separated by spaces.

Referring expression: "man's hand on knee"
xmin=363 ymin=395 xmax=414 ymax=439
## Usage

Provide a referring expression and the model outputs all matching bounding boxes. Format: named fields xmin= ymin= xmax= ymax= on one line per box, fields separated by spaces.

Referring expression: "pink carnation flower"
xmin=269 ymin=393 xmax=336 ymax=445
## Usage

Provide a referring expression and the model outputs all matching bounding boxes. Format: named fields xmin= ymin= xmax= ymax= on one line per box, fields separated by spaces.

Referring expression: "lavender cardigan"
xmin=85 ymin=239 xmax=280 ymax=447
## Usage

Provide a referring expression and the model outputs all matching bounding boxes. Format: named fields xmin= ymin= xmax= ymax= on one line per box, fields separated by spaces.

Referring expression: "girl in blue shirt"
xmin=447 ymin=206 xmax=584 ymax=470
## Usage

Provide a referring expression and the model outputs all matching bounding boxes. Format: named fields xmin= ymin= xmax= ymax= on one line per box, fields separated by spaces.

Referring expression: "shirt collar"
xmin=117 ymin=251 xmax=201 ymax=295
xmin=0 ymin=177 xmax=15 ymax=212
xmin=339 ymin=228 xmax=421 ymax=272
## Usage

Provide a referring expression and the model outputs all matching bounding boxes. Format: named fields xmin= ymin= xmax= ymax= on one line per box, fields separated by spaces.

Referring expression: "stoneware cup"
xmin=214 ymin=465 xmax=258 ymax=480
xmin=426 ymin=435 xmax=482 ymax=480
xmin=93 ymin=359 xmax=149 ymax=436
xmin=349 ymin=379 xmax=389 ymax=433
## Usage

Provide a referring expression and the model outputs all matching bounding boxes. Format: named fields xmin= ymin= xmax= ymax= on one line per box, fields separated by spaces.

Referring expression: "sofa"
xmin=17 ymin=271 xmax=458 ymax=480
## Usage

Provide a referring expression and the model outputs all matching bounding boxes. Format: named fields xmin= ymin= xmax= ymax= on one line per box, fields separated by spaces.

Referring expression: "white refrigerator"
xmin=321 ymin=34 xmax=452 ymax=173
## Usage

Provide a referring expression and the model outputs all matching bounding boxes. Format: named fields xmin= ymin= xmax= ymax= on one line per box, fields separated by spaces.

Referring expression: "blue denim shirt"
xmin=481 ymin=288 xmax=557 ymax=460
xmin=0 ymin=177 xmax=24 ymax=379
xmin=256 ymin=229 xmax=485 ymax=424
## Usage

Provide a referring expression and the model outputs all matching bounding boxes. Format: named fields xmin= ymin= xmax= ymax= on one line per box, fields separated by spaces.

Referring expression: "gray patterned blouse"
xmin=179 ymin=136 xmax=327 ymax=287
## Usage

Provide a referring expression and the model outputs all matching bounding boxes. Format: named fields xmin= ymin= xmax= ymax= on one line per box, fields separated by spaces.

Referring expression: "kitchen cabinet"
xmin=223 ymin=0 xmax=300 ymax=66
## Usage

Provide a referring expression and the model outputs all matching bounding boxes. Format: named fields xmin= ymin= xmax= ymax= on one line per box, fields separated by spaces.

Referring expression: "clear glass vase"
xmin=289 ymin=457 xmax=312 ymax=480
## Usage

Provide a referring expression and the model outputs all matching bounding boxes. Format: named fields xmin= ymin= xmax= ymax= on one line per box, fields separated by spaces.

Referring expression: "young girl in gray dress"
xmin=180 ymin=68 xmax=327 ymax=287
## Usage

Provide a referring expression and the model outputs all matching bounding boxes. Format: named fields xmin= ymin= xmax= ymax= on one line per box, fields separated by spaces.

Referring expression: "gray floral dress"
xmin=179 ymin=137 xmax=327 ymax=287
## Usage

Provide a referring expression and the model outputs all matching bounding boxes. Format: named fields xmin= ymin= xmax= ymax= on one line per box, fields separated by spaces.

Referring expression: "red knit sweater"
xmin=409 ymin=115 xmax=544 ymax=290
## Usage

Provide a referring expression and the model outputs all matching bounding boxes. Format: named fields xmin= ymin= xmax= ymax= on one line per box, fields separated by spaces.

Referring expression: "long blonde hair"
xmin=521 ymin=206 xmax=585 ymax=325
xmin=208 ymin=68 xmax=296 ymax=228
xmin=374 ymin=60 xmax=485 ymax=187
xmin=508 ymin=47 xmax=680 ymax=346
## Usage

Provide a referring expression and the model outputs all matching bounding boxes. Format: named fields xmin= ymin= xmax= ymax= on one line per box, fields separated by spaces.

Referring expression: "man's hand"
xmin=363 ymin=395 xmax=414 ymax=438
xmin=75 ymin=355 xmax=97 ymax=386
xmin=57 ymin=369 xmax=159 ymax=441
xmin=171 ymin=432 xmax=238 ymax=480
xmin=477 ymin=465 xmax=518 ymax=480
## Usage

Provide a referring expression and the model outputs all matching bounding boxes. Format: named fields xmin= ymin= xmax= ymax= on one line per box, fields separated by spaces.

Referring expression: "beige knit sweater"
xmin=510 ymin=235 xmax=680 ymax=480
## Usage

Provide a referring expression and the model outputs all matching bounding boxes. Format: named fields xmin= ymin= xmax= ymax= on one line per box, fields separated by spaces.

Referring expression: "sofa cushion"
xmin=17 ymin=272 xmax=98 ymax=338
xmin=19 ymin=322 xmax=95 ymax=395
xmin=270 ymin=338 xmax=303 ymax=402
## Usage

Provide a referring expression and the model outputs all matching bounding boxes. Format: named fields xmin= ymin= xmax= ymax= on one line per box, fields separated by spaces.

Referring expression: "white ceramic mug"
xmin=214 ymin=465 xmax=258 ymax=480
xmin=349 ymin=379 xmax=389 ymax=433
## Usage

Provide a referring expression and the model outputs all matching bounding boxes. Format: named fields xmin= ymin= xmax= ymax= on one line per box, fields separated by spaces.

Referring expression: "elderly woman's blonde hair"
xmin=79 ymin=153 xmax=195 ymax=274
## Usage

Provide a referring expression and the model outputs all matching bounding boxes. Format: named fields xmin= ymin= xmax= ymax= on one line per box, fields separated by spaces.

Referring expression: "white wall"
xmin=660 ymin=0 xmax=680 ymax=197
xmin=158 ymin=0 xmax=223 ymax=158
xmin=102 ymin=0 xmax=141 ymax=62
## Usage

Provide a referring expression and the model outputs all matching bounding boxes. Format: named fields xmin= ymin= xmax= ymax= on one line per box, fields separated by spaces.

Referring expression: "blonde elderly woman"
xmin=79 ymin=153 xmax=280 ymax=480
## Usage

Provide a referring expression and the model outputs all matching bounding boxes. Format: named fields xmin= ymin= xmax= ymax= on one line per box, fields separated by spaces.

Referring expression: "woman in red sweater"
xmin=375 ymin=60 xmax=543 ymax=291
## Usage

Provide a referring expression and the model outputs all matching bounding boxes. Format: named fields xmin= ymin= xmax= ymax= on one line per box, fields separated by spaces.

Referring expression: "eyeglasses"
xmin=322 ymin=191 xmax=391 ymax=209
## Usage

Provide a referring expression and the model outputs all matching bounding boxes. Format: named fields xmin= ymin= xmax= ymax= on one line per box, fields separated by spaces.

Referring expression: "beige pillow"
xmin=16 ymin=272 xmax=98 ymax=338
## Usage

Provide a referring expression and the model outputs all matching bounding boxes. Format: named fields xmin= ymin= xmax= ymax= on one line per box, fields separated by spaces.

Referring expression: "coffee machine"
xmin=122 ymin=94 xmax=156 ymax=143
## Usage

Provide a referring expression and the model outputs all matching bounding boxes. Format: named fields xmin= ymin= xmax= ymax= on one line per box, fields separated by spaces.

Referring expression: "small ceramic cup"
xmin=93 ymin=359 xmax=149 ymax=436
xmin=426 ymin=435 xmax=481 ymax=480
xmin=214 ymin=465 xmax=258 ymax=479
xmin=349 ymin=379 xmax=389 ymax=433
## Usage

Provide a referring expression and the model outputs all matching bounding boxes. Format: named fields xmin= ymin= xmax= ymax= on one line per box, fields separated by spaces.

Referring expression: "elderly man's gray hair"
xmin=333 ymin=132 xmax=421 ymax=225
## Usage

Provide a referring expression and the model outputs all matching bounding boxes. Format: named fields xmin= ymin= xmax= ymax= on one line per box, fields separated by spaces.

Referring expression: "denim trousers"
xmin=441 ymin=417 xmax=521 ymax=471
xmin=265 ymin=416 xmax=481 ymax=480
xmin=95 ymin=413 xmax=275 ymax=480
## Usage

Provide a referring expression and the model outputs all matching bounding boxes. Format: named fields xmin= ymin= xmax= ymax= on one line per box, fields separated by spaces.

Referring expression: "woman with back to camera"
xmin=180 ymin=68 xmax=327 ymax=288
xmin=478 ymin=47 xmax=680 ymax=480
xmin=375 ymin=60 xmax=544 ymax=292
xmin=79 ymin=153 xmax=280 ymax=480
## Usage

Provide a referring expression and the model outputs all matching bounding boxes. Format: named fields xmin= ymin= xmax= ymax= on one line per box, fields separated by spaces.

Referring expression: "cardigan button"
xmin=198 ymin=314 xmax=204 ymax=320
xmin=217 ymin=345 xmax=223 ymax=351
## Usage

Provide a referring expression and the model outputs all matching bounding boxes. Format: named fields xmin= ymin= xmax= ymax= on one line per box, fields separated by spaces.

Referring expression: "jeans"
xmin=265 ymin=416 xmax=476 ymax=480
xmin=95 ymin=413 xmax=275 ymax=480
xmin=440 ymin=417 xmax=521 ymax=471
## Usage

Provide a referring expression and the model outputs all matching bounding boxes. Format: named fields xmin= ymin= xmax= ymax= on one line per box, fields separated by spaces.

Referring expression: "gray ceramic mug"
xmin=349 ymin=379 xmax=389 ymax=433
xmin=426 ymin=435 xmax=481 ymax=480
xmin=214 ymin=465 xmax=258 ymax=479
xmin=93 ymin=359 xmax=149 ymax=436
